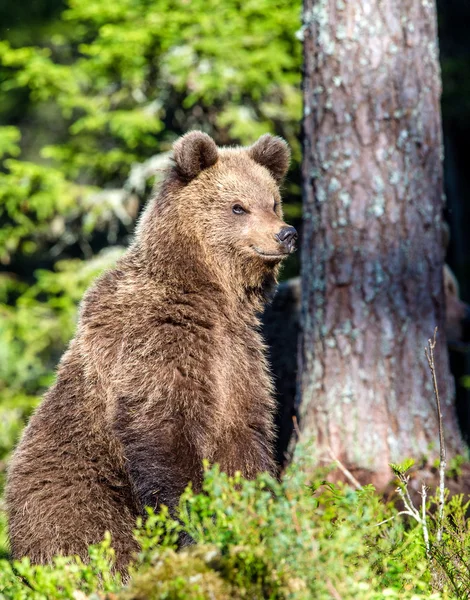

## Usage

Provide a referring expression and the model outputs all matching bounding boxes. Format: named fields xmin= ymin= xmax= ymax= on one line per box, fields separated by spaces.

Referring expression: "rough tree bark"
xmin=298 ymin=0 xmax=465 ymax=488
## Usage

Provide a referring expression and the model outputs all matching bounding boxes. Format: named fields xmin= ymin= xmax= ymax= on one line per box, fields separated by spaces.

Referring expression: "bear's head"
xmin=137 ymin=131 xmax=297 ymax=301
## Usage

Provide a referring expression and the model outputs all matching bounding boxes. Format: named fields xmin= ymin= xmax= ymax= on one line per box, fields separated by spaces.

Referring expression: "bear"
xmin=6 ymin=131 xmax=297 ymax=573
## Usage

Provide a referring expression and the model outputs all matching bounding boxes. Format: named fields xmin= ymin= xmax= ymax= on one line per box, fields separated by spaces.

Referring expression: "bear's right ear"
xmin=172 ymin=131 xmax=219 ymax=182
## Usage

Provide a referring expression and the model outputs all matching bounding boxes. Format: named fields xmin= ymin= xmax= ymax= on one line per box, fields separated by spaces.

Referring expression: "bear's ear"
xmin=172 ymin=131 xmax=219 ymax=182
xmin=248 ymin=134 xmax=290 ymax=184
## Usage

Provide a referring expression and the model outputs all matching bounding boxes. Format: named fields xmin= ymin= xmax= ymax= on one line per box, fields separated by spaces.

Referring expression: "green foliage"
xmin=432 ymin=493 xmax=470 ymax=598
xmin=0 ymin=0 xmax=302 ymax=261
xmin=390 ymin=459 xmax=416 ymax=478
xmin=0 ymin=533 xmax=121 ymax=600
xmin=0 ymin=154 xmax=87 ymax=261
xmin=0 ymin=127 xmax=21 ymax=159
xmin=0 ymin=463 xmax=464 ymax=600
xmin=1 ymin=248 xmax=123 ymax=402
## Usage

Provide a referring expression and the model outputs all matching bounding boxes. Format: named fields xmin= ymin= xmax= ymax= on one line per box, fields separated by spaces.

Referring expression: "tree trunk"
xmin=298 ymin=0 xmax=465 ymax=488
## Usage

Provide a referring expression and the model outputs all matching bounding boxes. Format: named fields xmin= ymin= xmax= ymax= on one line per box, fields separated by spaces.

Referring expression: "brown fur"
xmin=6 ymin=132 xmax=294 ymax=572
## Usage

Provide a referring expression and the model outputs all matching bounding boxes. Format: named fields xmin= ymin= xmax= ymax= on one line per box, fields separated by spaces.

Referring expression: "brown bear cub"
xmin=6 ymin=132 xmax=297 ymax=572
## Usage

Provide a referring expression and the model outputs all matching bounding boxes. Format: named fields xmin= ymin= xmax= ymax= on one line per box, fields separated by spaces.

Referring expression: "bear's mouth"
xmin=251 ymin=247 xmax=289 ymax=260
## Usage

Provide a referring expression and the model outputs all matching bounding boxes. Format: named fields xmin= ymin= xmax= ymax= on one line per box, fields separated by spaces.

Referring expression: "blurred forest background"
xmin=0 ymin=0 xmax=470 ymax=558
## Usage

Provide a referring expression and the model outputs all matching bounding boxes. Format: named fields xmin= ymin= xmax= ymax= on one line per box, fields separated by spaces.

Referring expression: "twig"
xmin=325 ymin=578 xmax=342 ymax=600
xmin=401 ymin=472 xmax=418 ymax=517
xmin=421 ymin=482 xmax=430 ymax=558
xmin=290 ymin=505 xmax=302 ymax=535
xmin=395 ymin=480 xmax=431 ymax=559
xmin=292 ymin=414 xmax=302 ymax=440
xmin=425 ymin=327 xmax=446 ymax=544
xmin=372 ymin=510 xmax=419 ymax=528
xmin=396 ymin=484 xmax=420 ymax=522
xmin=284 ymin=415 xmax=301 ymax=467
xmin=327 ymin=446 xmax=363 ymax=490
xmin=394 ymin=470 xmax=431 ymax=543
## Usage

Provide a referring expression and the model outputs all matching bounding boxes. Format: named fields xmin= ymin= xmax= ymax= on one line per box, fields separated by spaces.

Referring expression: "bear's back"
xmin=6 ymin=339 xmax=138 ymax=567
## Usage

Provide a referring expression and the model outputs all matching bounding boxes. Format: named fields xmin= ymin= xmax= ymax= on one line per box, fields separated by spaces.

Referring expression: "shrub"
xmin=0 ymin=457 xmax=465 ymax=600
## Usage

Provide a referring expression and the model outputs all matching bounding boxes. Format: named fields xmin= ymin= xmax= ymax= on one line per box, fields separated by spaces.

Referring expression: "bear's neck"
xmin=131 ymin=237 xmax=276 ymax=317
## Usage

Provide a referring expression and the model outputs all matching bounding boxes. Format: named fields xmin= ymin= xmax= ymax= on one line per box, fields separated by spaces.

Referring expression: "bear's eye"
xmin=273 ymin=201 xmax=279 ymax=212
xmin=232 ymin=204 xmax=246 ymax=215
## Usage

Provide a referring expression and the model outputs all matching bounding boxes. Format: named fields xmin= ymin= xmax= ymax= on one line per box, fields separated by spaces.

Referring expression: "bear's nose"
xmin=275 ymin=226 xmax=298 ymax=251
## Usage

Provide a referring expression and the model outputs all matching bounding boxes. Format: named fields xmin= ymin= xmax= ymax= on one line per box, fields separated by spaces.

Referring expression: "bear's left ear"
xmin=248 ymin=134 xmax=290 ymax=184
xmin=172 ymin=131 xmax=219 ymax=182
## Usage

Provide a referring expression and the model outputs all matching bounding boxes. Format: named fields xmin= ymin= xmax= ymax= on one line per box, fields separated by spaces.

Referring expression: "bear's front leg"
xmin=214 ymin=420 xmax=277 ymax=480
xmin=111 ymin=400 xmax=206 ymax=515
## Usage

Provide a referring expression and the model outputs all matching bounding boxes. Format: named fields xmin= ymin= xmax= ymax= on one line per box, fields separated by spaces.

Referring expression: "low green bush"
xmin=0 ymin=454 xmax=467 ymax=599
